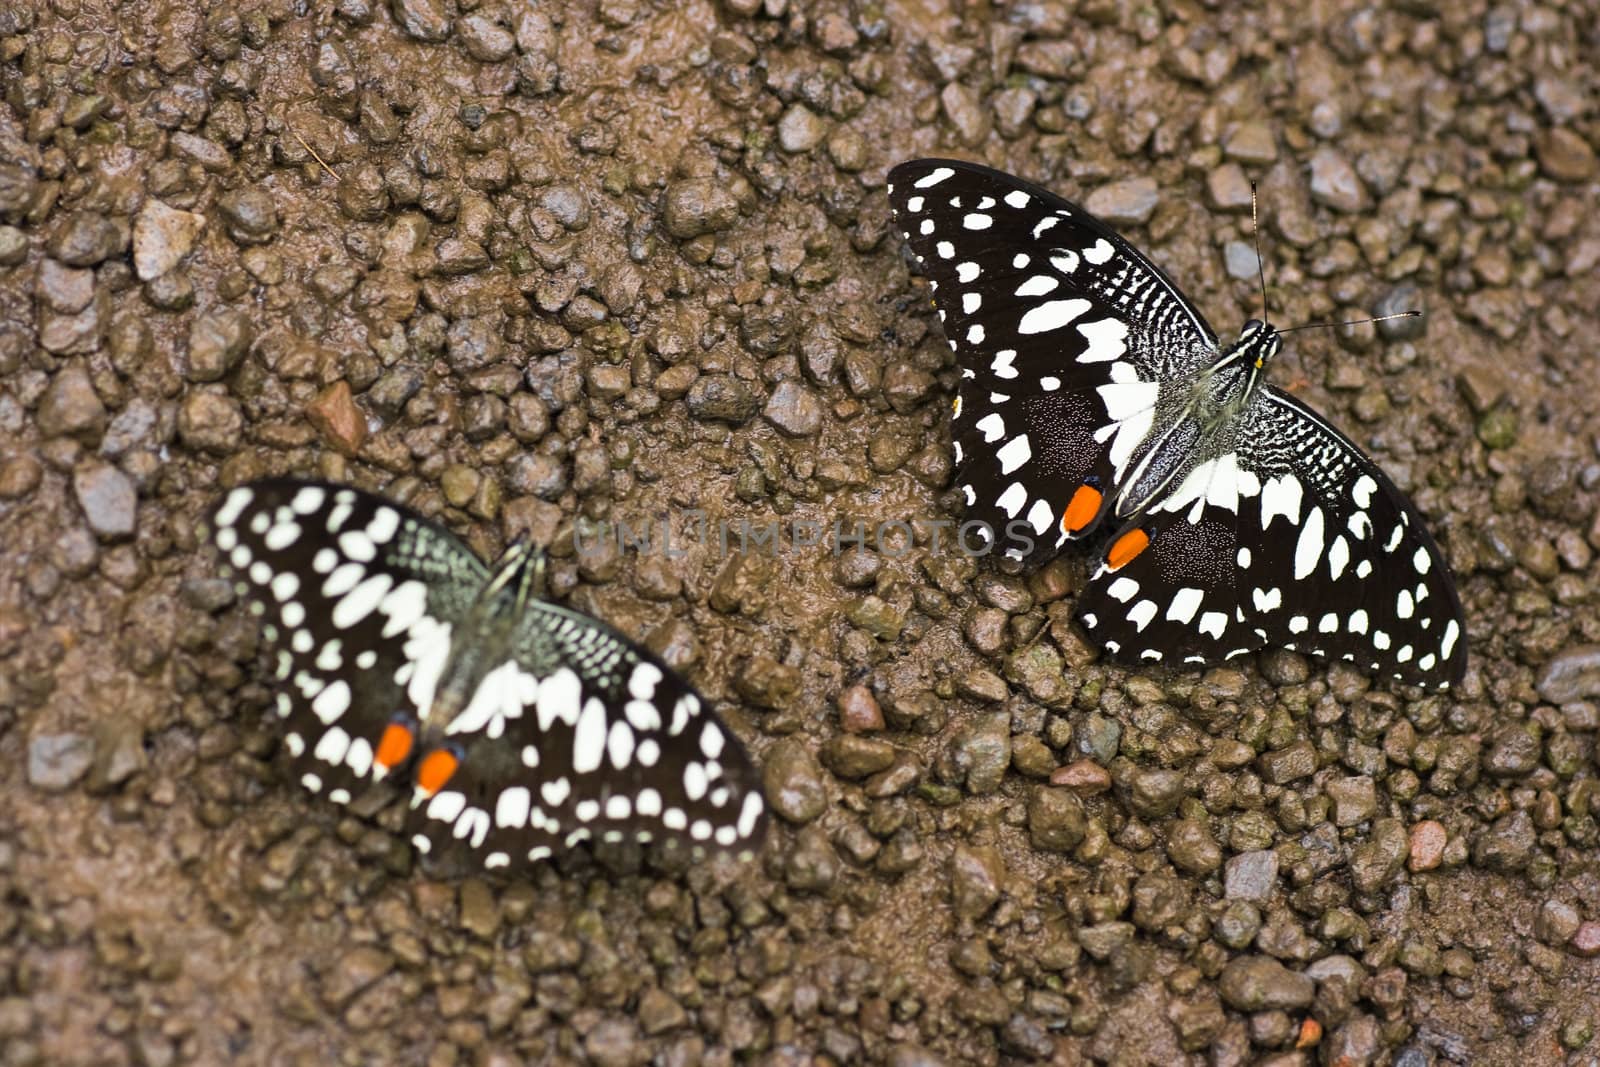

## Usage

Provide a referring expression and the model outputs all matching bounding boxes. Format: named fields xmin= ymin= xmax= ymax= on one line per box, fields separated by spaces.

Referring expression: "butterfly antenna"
xmin=1279 ymin=311 xmax=1421 ymax=334
xmin=1251 ymin=182 xmax=1269 ymax=322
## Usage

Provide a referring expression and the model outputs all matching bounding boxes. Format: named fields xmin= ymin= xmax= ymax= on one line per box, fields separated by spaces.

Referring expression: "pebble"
xmin=819 ymin=735 xmax=896 ymax=779
xmin=1084 ymin=177 xmax=1159 ymax=226
xmin=1257 ymin=739 xmax=1317 ymax=784
xmin=948 ymin=844 xmax=1005 ymax=918
xmin=1222 ymin=121 xmax=1278 ymax=165
xmin=777 ymin=104 xmax=827 ymax=153
xmin=28 ymin=733 xmax=96 ymax=791
xmin=1536 ymin=645 xmax=1600 ymax=703
xmin=1165 ymin=818 xmax=1221 ymax=874
xmin=216 ymin=185 xmax=279 ymax=244
xmin=1027 ymin=786 xmax=1087 ymax=852
xmin=837 ymin=685 xmax=885 ymax=732
xmin=1217 ymin=956 xmax=1315 ymax=1012
xmin=306 ymin=381 xmax=367 ymax=455
xmin=1223 ymin=850 xmax=1279 ymax=903
xmin=763 ymin=380 xmax=824 ymax=437
xmin=685 ymin=375 xmax=760 ymax=423
xmin=73 ymin=462 xmax=138 ymax=540
xmin=1050 ymin=758 xmax=1111 ymax=794
xmin=1407 ymin=820 xmax=1447 ymax=871
xmin=1308 ymin=147 xmax=1368 ymax=213
xmin=133 ymin=199 xmax=205 ymax=280
xmin=1326 ymin=775 xmax=1377 ymax=825
xmin=939 ymin=83 xmax=990 ymax=147
xmin=37 ymin=365 xmax=107 ymax=439
xmin=761 ymin=739 xmax=828 ymax=823
xmin=661 ymin=178 xmax=741 ymax=239
xmin=389 ymin=0 xmax=451 ymax=40
xmin=1536 ymin=128 xmax=1596 ymax=182
xmin=48 ymin=210 xmax=122 ymax=266
xmin=321 ymin=946 xmax=394 ymax=1008
xmin=1570 ymin=922 xmax=1600 ymax=958
xmin=942 ymin=713 xmax=1010 ymax=795
xmin=177 ymin=390 xmax=244 ymax=453
xmin=185 ymin=310 xmax=254 ymax=382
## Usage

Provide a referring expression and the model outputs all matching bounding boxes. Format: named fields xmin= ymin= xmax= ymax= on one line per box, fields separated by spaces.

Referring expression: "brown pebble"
xmin=1050 ymin=759 xmax=1111 ymax=795
xmin=1407 ymin=819 xmax=1447 ymax=872
xmin=306 ymin=380 xmax=367 ymax=456
xmin=1570 ymin=922 xmax=1600 ymax=958
xmin=837 ymin=684 xmax=884 ymax=733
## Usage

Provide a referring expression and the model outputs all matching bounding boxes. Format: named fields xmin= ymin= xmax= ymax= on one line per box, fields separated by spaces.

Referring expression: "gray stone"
xmin=1308 ymin=147 xmax=1368 ymax=213
xmin=28 ymin=733 xmax=96 ymax=791
xmin=1085 ymin=177 xmax=1159 ymax=225
xmin=74 ymin=463 xmax=138 ymax=540
xmin=1223 ymin=849 xmax=1279 ymax=902
xmin=133 ymin=198 xmax=206 ymax=280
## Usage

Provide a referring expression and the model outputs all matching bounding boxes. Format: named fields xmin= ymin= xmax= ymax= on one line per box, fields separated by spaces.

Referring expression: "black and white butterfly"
xmin=887 ymin=159 xmax=1467 ymax=689
xmin=208 ymin=479 xmax=767 ymax=868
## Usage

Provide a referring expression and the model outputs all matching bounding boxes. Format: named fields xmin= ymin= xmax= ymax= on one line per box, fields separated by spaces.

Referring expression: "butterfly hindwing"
xmin=210 ymin=479 xmax=485 ymax=803
xmin=888 ymin=159 xmax=1220 ymax=563
xmin=409 ymin=603 xmax=768 ymax=866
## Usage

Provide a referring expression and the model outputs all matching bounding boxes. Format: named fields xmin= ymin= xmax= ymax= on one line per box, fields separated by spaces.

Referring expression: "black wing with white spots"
xmin=209 ymin=479 xmax=768 ymax=868
xmin=888 ymin=159 xmax=1467 ymax=689
xmin=888 ymin=158 xmax=1221 ymax=565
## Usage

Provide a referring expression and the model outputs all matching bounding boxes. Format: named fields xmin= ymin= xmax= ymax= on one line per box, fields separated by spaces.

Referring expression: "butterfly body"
xmin=888 ymin=159 xmax=1467 ymax=689
xmin=209 ymin=479 xmax=767 ymax=869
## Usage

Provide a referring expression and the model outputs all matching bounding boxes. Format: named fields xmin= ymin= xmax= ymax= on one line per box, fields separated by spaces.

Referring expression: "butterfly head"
xmin=1238 ymin=318 xmax=1283 ymax=371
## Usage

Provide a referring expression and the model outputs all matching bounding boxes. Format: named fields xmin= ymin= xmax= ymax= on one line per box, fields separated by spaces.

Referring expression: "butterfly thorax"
xmin=1111 ymin=320 xmax=1282 ymax=521
xmin=421 ymin=543 xmax=546 ymax=742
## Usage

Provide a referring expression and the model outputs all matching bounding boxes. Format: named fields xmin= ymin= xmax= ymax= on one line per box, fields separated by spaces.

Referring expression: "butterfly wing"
xmin=1076 ymin=389 xmax=1467 ymax=688
xmin=888 ymin=158 xmax=1221 ymax=564
xmin=209 ymin=480 xmax=486 ymax=802
xmin=406 ymin=601 xmax=768 ymax=868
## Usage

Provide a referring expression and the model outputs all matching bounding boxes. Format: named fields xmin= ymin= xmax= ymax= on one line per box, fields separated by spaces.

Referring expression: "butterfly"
xmin=887 ymin=159 xmax=1467 ymax=689
xmin=208 ymin=479 xmax=768 ymax=868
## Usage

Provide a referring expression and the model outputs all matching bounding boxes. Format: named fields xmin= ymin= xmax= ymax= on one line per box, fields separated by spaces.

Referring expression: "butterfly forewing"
xmin=890 ymin=158 xmax=1468 ymax=689
xmin=888 ymin=159 xmax=1220 ymax=563
xmin=210 ymin=479 xmax=484 ymax=803
xmin=211 ymin=479 xmax=768 ymax=867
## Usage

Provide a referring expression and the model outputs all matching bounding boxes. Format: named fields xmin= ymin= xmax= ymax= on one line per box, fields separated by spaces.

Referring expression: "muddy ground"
xmin=3 ymin=0 xmax=1600 ymax=1063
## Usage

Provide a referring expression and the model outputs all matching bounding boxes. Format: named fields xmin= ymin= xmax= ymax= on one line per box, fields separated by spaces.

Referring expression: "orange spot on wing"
xmin=374 ymin=723 xmax=415 ymax=772
xmin=1060 ymin=484 xmax=1103 ymax=533
xmin=1107 ymin=528 xmax=1150 ymax=570
xmin=415 ymin=748 xmax=459 ymax=797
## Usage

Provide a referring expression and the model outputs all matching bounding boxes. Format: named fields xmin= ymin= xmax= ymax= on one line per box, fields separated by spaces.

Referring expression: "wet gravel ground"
xmin=3 ymin=0 xmax=1600 ymax=1063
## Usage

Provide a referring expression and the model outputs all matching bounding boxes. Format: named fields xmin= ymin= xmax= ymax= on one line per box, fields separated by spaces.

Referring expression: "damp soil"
xmin=3 ymin=0 xmax=1600 ymax=1064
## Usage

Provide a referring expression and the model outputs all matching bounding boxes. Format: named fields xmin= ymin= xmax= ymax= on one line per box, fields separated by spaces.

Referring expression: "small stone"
xmin=389 ymin=0 xmax=451 ymax=40
xmin=837 ymin=685 xmax=885 ymax=732
xmin=1536 ymin=645 xmax=1600 ymax=703
xmin=48 ymin=211 xmax=122 ymax=266
xmin=87 ymin=717 xmax=147 ymax=792
xmin=37 ymin=365 xmax=107 ymax=439
xmin=537 ymin=182 xmax=590 ymax=231
xmin=939 ymin=82 xmax=990 ymax=147
xmin=28 ymin=733 xmax=95 ymax=791
xmin=1217 ymin=956 xmax=1315 ymax=1012
xmin=777 ymin=104 xmax=828 ymax=153
xmin=185 ymin=310 xmax=254 ymax=382
xmin=321 ymin=947 xmax=394 ymax=1008
xmin=1326 ymin=775 xmax=1378 ymax=825
xmin=458 ymin=879 xmax=499 ymax=940
xmin=1570 ymin=922 xmax=1600 ymax=958
xmin=178 ymin=391 xmax=244 ymax=453
xmin=0 ymin=225 xmax=26 ymax=265
xmin=1222 ymin=121 xmax=1278 ymax=165
xmin=661 ymin=178 xmax=741 ymax=239
xmin=74 ymin=463 xmax=138 ymax=540
xmin=133 ymin=198 xmax=206 ymax=280
xmin=0 ymin=454 xmax=42 ymax=499
xmin=1414 ymin=825 xmax=1452 ymax=870
xmin=216 ymin=185 xmax=279 ymax=244
xmin=949 ymin=843 xmax=1005 ymax=918
xmin=762 ymin=739 xmax=828 ymax=824
xmin=306 ymin=381 xmax=367 ymax=456
xmin=941 ymin=712 xmax=1010 ymax=795
xmin=733 ymin=655 xmax=800 ymax=709
xmin=1049 ymin=759 xmax=1111 ymax=795
xmin=1224 ymin=850 xmax=1279 ymax=903
xmin=1257 ymin=739 xmax=1317 ymax=784
xmin=1535 ymin=129 xmax=1597 ymax=183
xmin=820 ymin=735 xmax=896 ymax=779
xmin=1165 ymin=818 xmax=1222 ymax=874
xmin=458 ymin=12 xmax=515 ymax=61
xmin=1308 ymin=148 xmax=1368 ymax=213
xmin=36 ymin=259 xmax=95 ymax=312
xmin=763 ymin=380 xmax=824 ymax=437
xmin=685 ymin=375 xmax=760 ymax=424
xmin=1085 ymin=177 xmax=1159 ymax=225
xmin=1027 ymin=787 xmax=1087 ymax=852
xmin=1206 ymin=163 xmax=1254 ymax=212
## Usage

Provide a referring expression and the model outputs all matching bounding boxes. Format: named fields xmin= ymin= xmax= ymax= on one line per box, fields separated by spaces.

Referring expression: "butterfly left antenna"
xmin=1251 ymin=181 xmax=1269 ymax=322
